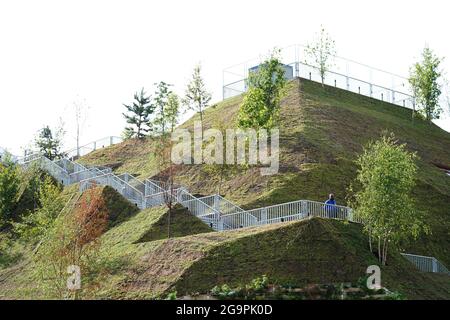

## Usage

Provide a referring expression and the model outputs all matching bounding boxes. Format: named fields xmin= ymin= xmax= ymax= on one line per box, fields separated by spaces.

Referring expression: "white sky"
xmin=1 ymin=0 xmax=449 ymax=155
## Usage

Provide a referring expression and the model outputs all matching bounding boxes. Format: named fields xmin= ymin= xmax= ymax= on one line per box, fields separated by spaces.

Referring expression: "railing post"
xmin=346 ymin=62 xmax=350 ymax=90
xmin=110 ymin=136 xmax=113 ymax=146
xmin=432 ymin=258 xmax=438 ymax=273
xmin=214 ymin=194 xmax=221 ymax=226
xmin=214 ymin=194 xmax=220 ymax=212
xmin=301 ymin=200 xmax=308 ymax=218
xmin=348 ymin=208 xmax=353 ymax=222
xmin=261 ymin=208 xmax=268 ymax=225
xmin=217 ymin=218 xmax=224 ymax=231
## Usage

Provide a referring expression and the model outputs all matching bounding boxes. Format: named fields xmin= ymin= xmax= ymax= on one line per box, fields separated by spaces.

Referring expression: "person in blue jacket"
xmin=325 ymin=193 xmax=337 ymax=218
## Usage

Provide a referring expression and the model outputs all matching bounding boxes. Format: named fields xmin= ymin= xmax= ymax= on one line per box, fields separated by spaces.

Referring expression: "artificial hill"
xmin=1 ymin=78 xmax=449 ymax=300
xmin=80 ymin=78 xmax=450 ymax=268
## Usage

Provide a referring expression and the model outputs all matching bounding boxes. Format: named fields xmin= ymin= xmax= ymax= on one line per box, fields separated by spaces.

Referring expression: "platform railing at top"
xmin=224 ymin=61 xmax=416 ymax=110
xmin=400 ymin=253 xmax=450 ymax=275
xmin=223 ymin=43 xmax=417 ymax=110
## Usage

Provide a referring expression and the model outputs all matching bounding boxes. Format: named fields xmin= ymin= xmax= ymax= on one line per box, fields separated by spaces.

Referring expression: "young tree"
xmin=35 ymin=125 xmax=66 ymax=160
xmin=304 ymin=26 xmax=336 ymax=87
xmin=153 ymin=81 xmax=173 ymax=135
xmin=183 ymin=64 xmax=212 ymax=137
xmin=35 ymin=186 xmax=108 ymax=299
xmin=165 ymin=92 xmax=181 ymax=133
xmin=122 ymin=88 xmax=154 ymax=139
xmin=203 ymin=126 xmax=237 ymax=195
xmin=154 ymin=135 xmax=179 ymax=238
xmin=238 ymin=50 xmax=287 ymax=130
xmin=409 ymin=46 xmax=444 ymax=121
xmin=0 ymin=154 xmax=20 ymax=228
xmin=351 ymin=133 xmax=428 ymax=265
xmin=72 ymin=97 xmax=89 ymax=157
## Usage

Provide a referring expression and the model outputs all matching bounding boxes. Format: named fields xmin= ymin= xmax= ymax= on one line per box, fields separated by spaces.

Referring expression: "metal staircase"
xmin=18 ymin=142 xmax=449 ymax=276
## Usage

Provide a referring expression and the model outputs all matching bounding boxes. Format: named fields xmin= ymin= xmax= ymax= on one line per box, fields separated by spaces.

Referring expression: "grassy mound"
xmin=100 ymin=186 xmax=140 ymax=226
xmin=79 ymin=78 xmax=450 ymax=268
xmin=99 ymin=218 xmax=450 ymax=300
xmin=136 ymin=204 xmax=213 ymax=242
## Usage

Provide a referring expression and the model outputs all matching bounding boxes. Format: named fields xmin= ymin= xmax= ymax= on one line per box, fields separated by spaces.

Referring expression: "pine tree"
xmin=35 ymin=125 xmax=65 ymax=160
xmin=122 ymin=88 xmax=154 ymax=139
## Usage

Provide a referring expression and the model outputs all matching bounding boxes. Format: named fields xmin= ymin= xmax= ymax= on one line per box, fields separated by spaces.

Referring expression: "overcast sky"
xmin=1 ymin=0 xmax=449 ymax=155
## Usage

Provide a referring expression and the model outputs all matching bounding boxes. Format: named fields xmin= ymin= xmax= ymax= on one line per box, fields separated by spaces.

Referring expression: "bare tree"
xmin=72 ymin=97 xmax=90 ymax=157
xmin=154 ymin=135 xmax=179 ymax=238
xmin=304 ymin=25 xmax=336 ymax=87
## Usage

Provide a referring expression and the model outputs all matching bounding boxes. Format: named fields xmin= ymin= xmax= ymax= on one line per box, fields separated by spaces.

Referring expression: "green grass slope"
xmin=95 ymin=217 xmax=450 ymax=299
xmin=80 ymin=78 xmax=450 ymax=268
xmin=0 ymin=190 xmax=214 ymax=299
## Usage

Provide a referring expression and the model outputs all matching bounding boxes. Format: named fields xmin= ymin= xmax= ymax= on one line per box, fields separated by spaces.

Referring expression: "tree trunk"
xmin=378 ymin=238 xmax=381 ymax=263
xmin=383 ymin=237 xmax=388 ymax=266
xmin=167 ymin=207 xmax=171 ymax=239
xmin=199 ymin=109 xmax=204 ymax=140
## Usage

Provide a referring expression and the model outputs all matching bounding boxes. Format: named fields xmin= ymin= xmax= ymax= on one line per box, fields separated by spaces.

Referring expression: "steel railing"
xmin=401 ymin=253 xmax=450 ymax=275
xmin=222 ymin=44 xmax=418 ymax=110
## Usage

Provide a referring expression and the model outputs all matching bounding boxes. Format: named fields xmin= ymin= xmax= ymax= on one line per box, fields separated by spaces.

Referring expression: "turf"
xmin=79 ymin=78 xmax=450 ymax=268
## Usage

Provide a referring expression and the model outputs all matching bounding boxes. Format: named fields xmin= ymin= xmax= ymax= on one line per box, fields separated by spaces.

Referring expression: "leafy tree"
xmin=153 ymin=81 xmax=173 ymax=135
xmin=34 ymin=186 xmax=108 ymax=299
xmin=183 ymin=64 xmax=212 ymax=137
xmin=35 ymin=125 xmax=66 ymax=160
xmin=122 ymin=88 xmax=154 ymax=139
xmin=14 ymin=175 xmax=64 ymax=242
xmin=0 ymin=154 xmax=20 ymax=228
xmin=238 ymin=50 xmax=287 ymax=130
xmin=409 ymin=46 xmax=444 ymax=121
xmin=351 ymin=133 xmax=429 ymax=265
xmin=203 ymin=122 xmax=237 ymax=195
xmin=304 ymin=25 xmax=336 ymax=87
xmin=165 ymin=92 xmax=181 ymax=133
